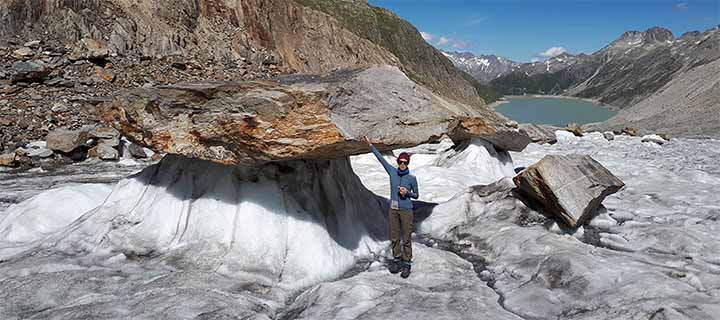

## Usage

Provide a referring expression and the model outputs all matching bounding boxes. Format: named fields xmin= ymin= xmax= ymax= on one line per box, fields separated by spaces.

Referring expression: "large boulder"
xmin=46 ymin=129 xmax=89 ymax=153
xmin=101 ymin=66 xmax=529 ymax=165
xmin=513 ymin=155 xmax=625 ymax=227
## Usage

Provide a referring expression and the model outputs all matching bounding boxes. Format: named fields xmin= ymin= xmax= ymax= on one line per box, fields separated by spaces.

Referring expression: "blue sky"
xmin=368 ymin=0 xmax=719 ymax=62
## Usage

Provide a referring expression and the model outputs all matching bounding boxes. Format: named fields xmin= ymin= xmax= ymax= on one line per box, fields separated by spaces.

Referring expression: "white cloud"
xmin=420 ymin=32 xmax=435 ymax=42
xmin=452 ymin=40 xmax=469 ymax=49
xmin=424 ymin=33 xmax=471 ymax=50
xmin=531 ymin=58 xmax=540 ymax=63
xmin=465 ymin=17 xmax=487 ymax=26
xmin=675 ymin=2 xmax=688 ymax=10
xmin=540 ymin=46 xmax=567 ymax=58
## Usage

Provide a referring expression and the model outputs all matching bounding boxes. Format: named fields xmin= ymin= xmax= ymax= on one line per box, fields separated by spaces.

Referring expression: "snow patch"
xmin=0 ymin=184 xmax=113 ymax=244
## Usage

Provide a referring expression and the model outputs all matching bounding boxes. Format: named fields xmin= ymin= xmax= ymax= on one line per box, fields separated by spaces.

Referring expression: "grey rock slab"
xmin=519 ymin=123 xmax=559 ymax=144
xmin=603 ymin=131 xmax=615 ymax=141
xmin=11 ymin=61 xmax=50 ymax=83
xmin=127 ymin=142 xmax=148 ymax=159
xmin=513 ymin=154 xmax=625 ymax=227
xmin=26 ymin=147 xmax=53 ymax=158
xmin=87 ymin=126 xmax=120 ymax=140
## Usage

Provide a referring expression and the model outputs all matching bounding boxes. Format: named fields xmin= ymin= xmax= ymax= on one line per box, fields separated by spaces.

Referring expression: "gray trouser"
xmin=389 ymin=208 xmax=413 ymax=261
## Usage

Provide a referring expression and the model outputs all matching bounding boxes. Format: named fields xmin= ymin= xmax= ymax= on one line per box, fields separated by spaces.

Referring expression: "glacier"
xmin=1 ymin=133 xmax=719 ymax=319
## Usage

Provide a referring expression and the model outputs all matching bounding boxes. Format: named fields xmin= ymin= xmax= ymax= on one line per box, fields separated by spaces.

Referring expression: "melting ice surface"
xmin=0 ymin=134 xmax=719 ymax=319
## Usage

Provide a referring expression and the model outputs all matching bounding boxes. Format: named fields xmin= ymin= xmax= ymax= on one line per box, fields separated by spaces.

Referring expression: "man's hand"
xmin=361 ymin=136 xmax=372 ymax=146
xmin=399 ymin=186 xmax=408 ymax=196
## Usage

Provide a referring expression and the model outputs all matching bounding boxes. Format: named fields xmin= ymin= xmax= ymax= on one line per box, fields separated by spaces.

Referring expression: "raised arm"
xmin=362 ymin=136 xmax=394 ymax=175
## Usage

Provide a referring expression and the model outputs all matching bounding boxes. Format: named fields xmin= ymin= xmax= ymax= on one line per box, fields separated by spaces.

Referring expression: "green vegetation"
xmin=460 ymin=71 xmax=500 ymax=103
xmin=490 ymin=71 xmax=577 ymax=96
xmin=294 ymin=0 xmax=487 ymax=105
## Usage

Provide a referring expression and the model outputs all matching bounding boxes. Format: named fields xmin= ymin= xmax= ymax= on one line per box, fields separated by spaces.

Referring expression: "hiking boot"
xmin=388 ymin=258 xmax=402 ymax=274
xmin=400 ymin=261 xmax=411 ymax=278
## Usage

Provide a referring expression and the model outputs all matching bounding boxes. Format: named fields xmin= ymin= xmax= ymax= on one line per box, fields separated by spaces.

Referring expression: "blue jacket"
xmin=370 ymin=145 xmax=419 ymax=210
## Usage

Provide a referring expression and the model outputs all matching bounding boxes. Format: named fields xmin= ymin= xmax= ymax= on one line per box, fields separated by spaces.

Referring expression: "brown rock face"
xmin=0 ymin=153 xmax=16 ymax=167
xmin=513 ymin=155 xmax=625 ymax=227
xmin=46 ymin=129 xmax=89 ymax=153
xmin=101 ymin=66 xmax=529 ymax=165
xmin=0 ymin=0 xmax=484 ymax=107
xmin=448 ymin=117 xmax=532 ymax=152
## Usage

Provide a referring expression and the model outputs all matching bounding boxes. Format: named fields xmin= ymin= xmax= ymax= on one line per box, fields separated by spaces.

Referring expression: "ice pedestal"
xmin=16 ymin=155 xmax=388 ymax=289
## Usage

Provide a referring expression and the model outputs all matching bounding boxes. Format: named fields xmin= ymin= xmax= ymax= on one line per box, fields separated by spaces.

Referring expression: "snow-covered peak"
xmin=442 ymin=50 xmax=522 ymax=83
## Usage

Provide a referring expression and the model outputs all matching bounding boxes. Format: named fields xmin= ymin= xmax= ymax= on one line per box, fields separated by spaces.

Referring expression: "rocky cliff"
xmin=0 ymin=0 xmax=489 ymax=150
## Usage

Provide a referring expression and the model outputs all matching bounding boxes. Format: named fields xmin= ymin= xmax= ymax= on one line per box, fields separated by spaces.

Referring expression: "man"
xmin=362 ymin=136 xmax=419 ymax=278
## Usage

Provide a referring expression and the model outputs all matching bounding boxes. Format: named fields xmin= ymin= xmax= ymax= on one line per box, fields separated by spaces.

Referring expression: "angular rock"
xmin=94 ymin=67 xmax=115 ymax=82
xmin=89 ymin=142 xmax=119 ymax=160
xmin=519 ymin=123 xmax=559 ymax=144
xmin=621 ymin=127 xmax=637 ymax=136
xmin=27 ymin=148 xmax=53 ymax=158
xmin=23 ymin=40 xmax=41 ymax=48
xmin=11 ymin=61 xmax=50 ymax=83
xmin=46 ymin=129 xmax=88 ymax=153
xmin=127 ymin=143 xmax=148 ymax=159
xmin=0 ymin=153 xmax=16 ymax=167
xmin=101 ymin=66 xmax=529 ymax=165
xmin=448 ymin=117 xmax=531 ymax=152
xmin=564 ymin=123 xmax=584 ymax=137
xmin=12 ymin=47 xmax=34 ymax=58
xmin=69 ymin=38 xmax=109 ymax=61
xmin=87 ymin=126 xmax=120 ymax=140
xmin=641 ymin=134 xmax=668 ymax=145
xmin=603 ymin=131 xmax=615 ymax=141
xmin=513 ymin=154 xmax=625 ymax=227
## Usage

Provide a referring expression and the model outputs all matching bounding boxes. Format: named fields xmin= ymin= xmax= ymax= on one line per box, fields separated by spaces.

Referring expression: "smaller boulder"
xmin=21 ymin=142 xmax=54 ymax=158
xmin=88 ymin=126 xmax=120 ymax=140
xmin=513 ymin=154 xmax=625 ymax=227
xmin=621 ymin=127 xmax=637 ymax=136
xmin=46 ymin=129 xmax=88 ymax=153
xmin=641 ymin=134 xmax=668 ymax=145
xmin=519 ymin=123 xmax=558 ymax=144
xmin=69 ymin=38 xmax=109 ymax=61
xmin=127 ymin=143 xmax=148 ymax=159
xmin=89 ymin=141 xmax=119 ymax=160
xmin=11 ymin=61 xmax=50 ymax=83
xmin=12 ymin=47 xmax=34 ymax=59
xmin=94 ymin=67 xmax=115 ymax=82
xmin=0 ymin=153 xmax=16 ymax=167
xmin=23 ymin=40 xmax=41 ymax=48
xmin=603 ymin=132 xmax=615 ymax=141
xmin=564 ymin=123 xmax=583 ymax=137
xmin=27 ymin=148 xmax=53 ymax=158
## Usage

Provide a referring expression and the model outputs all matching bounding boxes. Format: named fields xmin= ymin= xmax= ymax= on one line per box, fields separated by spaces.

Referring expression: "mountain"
xmin=441 ymin=51 xmax=521 ymax=83
xmin=489 ymin=26 xmax=720 ymax=110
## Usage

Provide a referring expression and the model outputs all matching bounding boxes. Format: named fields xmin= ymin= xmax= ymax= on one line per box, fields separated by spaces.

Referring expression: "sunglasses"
xmin=397 ymin=161 xmax=408 ymax=165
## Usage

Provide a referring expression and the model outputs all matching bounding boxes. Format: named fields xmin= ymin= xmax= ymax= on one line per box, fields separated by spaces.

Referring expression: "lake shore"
xmin=493 ymin=95 xmax=622 ymax=112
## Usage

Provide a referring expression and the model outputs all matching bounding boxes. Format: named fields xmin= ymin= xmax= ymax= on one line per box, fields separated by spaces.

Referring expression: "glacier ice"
xmin=2 ymin=133 xmax=720 ymax=319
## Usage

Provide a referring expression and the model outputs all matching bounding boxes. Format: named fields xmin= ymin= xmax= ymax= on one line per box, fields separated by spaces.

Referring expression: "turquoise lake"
xmin=495 ymin=97 xmax=617 ymax=126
